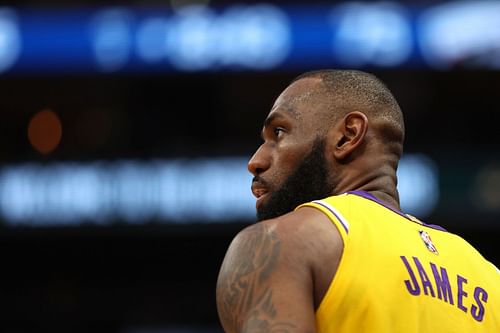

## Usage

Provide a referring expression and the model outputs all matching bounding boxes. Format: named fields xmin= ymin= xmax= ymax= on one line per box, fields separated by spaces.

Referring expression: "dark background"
xmin=1 ymin=1 xmax=500 ymax=332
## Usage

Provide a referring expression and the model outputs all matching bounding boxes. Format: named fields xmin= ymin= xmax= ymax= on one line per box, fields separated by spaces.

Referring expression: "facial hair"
xmin=256 ymin=137 xmax=335 ymax=221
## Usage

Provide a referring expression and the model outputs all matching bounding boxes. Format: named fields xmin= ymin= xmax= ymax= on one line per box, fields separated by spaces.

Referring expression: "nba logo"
xmin=419 ymin=230 xmax=438 ymax=254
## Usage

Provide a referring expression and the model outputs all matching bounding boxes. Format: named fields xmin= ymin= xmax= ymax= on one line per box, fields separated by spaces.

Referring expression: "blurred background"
xmin=0 ymin=0 xmax=499 ymax=332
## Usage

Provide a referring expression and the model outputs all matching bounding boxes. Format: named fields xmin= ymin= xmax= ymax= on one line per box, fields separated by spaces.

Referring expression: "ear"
xmin=330 ymin=111 xmax=368 ymax=161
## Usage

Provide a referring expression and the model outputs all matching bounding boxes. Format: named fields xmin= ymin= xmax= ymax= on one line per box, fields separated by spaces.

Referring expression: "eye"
xmin=273 ymin=127 xmax=285 ymax=138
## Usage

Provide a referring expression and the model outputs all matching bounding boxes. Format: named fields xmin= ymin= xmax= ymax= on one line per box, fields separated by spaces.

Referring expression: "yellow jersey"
xmin=297 ymin=191 xmax=500 ymax=333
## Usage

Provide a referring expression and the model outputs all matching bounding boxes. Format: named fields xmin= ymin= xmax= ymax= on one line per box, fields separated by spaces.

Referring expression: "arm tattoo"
xmin=217 ymin=223 xmax=298 ymax=333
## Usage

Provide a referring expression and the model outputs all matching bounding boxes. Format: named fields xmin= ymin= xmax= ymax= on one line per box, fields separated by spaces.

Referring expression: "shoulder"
xmin=216 ymin=212 xmax=319 ymax=332
xmin=227 ymin=206 xmax=341 ymax=268
xmin=218 ymin=220 xmax=283 ymax=288
xmin=218 ymin=207 xmax=344 ymax=314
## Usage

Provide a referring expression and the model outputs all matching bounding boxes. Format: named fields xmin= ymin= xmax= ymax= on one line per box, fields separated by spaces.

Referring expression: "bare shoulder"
xmin=216 ymin=219 xmax=298 ymax=333
xmin=216 ymin=208 xmax=343 ymax=332
xmin=291 ymin=207 xmax=344 ymax=308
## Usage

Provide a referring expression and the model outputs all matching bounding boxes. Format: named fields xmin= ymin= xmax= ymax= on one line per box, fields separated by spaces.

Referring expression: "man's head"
xmin=249 ymin=69 xmax=405 ymax=221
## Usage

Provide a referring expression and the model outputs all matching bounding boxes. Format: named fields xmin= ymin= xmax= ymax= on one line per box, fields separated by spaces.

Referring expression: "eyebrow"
xmin=260 ymin=113 xmax=288 ymax=140
xmin=263 ymin=112 xmax=287 ymax=128
xmin=262 ymin=102 xmax=300 ymax=127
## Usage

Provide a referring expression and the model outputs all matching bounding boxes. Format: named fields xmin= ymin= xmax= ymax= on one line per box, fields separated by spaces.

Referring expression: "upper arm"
xmin=216 ymin=220 xmax=316 ymax=333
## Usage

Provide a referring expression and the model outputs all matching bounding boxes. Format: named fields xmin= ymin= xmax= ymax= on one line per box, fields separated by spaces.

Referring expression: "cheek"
xmin=268 ymin=149 xmax=303 ymax=187
xmin=265 ymin=167 xmax=287 ymax=192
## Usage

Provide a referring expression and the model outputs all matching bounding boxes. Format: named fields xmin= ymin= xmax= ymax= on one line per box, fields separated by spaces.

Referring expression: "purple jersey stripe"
xmin=313 ymin=200 xmax=349 ymax=234
xmin=347 ymin=190 xmax=447 ymax=232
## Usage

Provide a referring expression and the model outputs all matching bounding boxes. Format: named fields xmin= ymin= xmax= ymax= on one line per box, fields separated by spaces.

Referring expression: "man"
xmin=216 ymin=70 xmax=500 ymax=332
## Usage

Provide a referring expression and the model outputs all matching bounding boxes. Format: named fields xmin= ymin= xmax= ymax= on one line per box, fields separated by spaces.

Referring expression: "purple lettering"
xmin=413 ymin=257 xmax=435 ymax=297
xmin=430 ymin=263 xmax=454 ymax=305
xmin=401 ymin=256 xmax=420 ymax=295
xmin=471 ymin=287 xmax=488 ymax=322
xmin=457 ymin=275 xmax=468 ymax=313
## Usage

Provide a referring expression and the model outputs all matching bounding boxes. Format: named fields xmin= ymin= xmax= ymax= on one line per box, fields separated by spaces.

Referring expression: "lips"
xmin=251 ymin=183 xmax=269 ymax=209
xmin=251 ymin=186 xmax=267 ymax=199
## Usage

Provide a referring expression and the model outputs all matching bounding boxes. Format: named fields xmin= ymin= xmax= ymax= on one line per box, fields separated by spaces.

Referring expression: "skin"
xmin=216 ymin=77 xmax=401 ymax=333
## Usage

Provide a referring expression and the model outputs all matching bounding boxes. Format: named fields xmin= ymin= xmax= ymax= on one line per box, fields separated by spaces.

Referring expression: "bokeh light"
xmin=27 ymin=109 xmax=62 ymax=155
xmin=473 ymin=163 xmax=500 ymax=212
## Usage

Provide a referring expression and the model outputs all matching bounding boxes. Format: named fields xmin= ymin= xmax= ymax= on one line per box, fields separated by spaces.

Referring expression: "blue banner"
xmin=0 ymin=1 xmax=499 ymax=74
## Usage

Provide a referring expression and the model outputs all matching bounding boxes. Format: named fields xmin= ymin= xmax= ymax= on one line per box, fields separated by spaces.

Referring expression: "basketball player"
xmin=216 ymin=70 xmax=500 ymax=332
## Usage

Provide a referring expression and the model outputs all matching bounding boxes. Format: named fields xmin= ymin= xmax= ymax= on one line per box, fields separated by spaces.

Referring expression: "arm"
xmin=216 ymin=220 xmax=316 ymax=333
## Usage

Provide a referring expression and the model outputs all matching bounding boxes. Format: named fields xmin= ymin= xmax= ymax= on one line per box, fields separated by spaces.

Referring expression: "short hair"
xmin=292 ymin=69 xmax=405 ymax=157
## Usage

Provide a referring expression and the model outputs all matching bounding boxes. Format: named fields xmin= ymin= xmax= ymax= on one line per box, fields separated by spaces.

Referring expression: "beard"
xmin=256 ymin=137 xmax=335 ymax=221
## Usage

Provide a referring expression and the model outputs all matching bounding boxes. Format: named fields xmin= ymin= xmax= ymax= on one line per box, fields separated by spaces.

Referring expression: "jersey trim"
xmin=348 ymin=190 xmax=448 ymax=232
xmin=312 ymin=199 xmax=350 ymax=234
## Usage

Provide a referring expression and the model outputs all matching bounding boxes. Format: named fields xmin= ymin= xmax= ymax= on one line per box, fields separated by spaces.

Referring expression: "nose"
xmin=248 ymin=144 xmax=271 ymax=176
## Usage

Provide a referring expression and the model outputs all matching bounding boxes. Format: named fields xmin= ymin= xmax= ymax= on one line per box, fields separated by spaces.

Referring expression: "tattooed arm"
xmin=216 ymin=209 xmax=333 ymax=333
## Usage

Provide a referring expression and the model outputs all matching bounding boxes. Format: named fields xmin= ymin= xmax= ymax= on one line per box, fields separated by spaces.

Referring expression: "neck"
xmin=333 ymin=161 xmax=400 ymax=210
xmin=359 ymin=186 xmax=400 ymax=211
